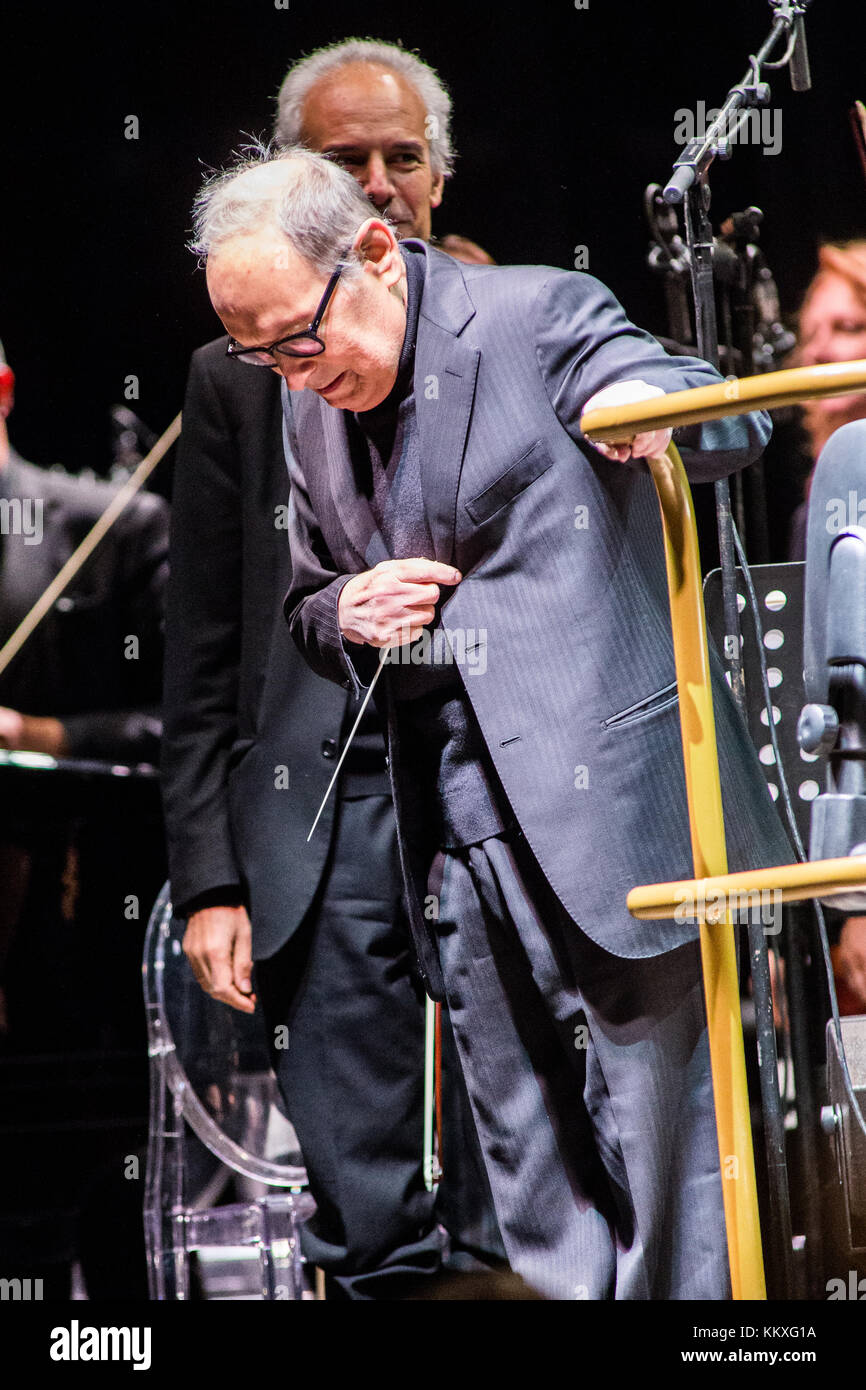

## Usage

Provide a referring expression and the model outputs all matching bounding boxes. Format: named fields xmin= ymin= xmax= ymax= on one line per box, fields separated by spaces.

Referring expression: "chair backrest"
xmin=143 ymin=882 xmax=306 ymax=1187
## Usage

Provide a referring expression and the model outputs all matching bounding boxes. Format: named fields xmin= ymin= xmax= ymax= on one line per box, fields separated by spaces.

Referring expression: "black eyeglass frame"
xmin=225 ymin=258 xmax=351 ymax=365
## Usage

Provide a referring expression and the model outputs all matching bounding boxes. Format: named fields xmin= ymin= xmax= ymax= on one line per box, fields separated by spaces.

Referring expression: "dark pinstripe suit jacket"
xmin=284 ymin=243 xmax=792 ymax=994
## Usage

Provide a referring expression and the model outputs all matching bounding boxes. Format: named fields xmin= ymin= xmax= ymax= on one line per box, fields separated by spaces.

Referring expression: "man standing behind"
xmin=162 ymin=40 xmax=501 ymax=1299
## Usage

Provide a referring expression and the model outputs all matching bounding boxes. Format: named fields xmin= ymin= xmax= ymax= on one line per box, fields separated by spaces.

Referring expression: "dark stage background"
xmin=1 ymin=0 xmax=865 ymax=549
xmin=0 ymin=0 xmax=864 ymax=1306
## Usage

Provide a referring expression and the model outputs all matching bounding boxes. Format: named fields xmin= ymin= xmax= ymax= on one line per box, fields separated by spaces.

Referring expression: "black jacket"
xmin=160 ymin=338 xmax=366 ymax=959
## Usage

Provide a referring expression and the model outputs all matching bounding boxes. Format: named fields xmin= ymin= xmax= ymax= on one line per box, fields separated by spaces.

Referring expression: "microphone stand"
xmin=660 ymin=0 xmax=815 ymax=1301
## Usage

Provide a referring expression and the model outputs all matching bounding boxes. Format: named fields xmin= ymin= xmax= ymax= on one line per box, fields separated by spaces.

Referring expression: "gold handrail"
xmin=578 ymin=358 xmax=866 ymax=1303
xmin=581 ymin=359 xmax=866 ymax=444
xmin=629 ymin=857 xmax=866 ymax=920
xmin=650 ymin=443 xmax=764 ymax=1301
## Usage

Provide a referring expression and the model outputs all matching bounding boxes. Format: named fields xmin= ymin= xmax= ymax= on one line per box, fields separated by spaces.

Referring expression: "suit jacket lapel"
xmin=322 ymin=406 xmax=390 ymax=566
xmin=294 ymin=245 xmax=479 ymax=569
xmin=413 ymin=247 xmax=480 ymax=565
xmin=293 ymin=391 xmax=388 ymax=569
xmin=415 ymin=326 xmax=480 ymax=566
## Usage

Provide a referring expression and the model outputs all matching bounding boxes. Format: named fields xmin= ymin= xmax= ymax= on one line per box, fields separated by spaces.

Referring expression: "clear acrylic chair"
xmin=143 ymin=882 xmax=315 ymax=1300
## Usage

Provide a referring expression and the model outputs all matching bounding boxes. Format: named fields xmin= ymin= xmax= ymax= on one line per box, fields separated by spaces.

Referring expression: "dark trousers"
xmin=255 ymin=791 xmax=503 ymax=1299
xmin=431 ymin=826 xmax=730 ymax=1301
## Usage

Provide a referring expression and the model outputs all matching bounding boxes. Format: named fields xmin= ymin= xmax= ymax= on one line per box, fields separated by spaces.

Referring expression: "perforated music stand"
xmin=704 ymin=561 xmax=821 ymax=847
xmin=581 ymin=358 xmax=866 ymax=1299
xmin=142 ymin=882 xmax=315 ymax=1300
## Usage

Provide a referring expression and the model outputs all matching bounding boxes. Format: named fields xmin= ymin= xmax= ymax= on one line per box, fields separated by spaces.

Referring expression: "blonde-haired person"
xmin=787 ymin=243 xmax=866 ymax=1011
xmin=788 ymin=240 xmax=866 ymax=560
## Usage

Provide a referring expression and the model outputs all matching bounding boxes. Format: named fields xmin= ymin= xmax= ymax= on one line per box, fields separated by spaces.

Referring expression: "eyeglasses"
xmin=225 ymin=259 xmax=349 ymax=366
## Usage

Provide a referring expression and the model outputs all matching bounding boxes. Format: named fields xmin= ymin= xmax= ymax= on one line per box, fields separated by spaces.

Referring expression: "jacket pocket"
xmin=601 ymin=680 xmax=679 ymax=729
xmin=465 ymin=440 xmax=553 ymax=524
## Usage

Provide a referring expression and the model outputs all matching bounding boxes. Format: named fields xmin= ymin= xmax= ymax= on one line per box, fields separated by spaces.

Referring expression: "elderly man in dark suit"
xmin=163 ymin=41 xmax=502 ymax=1300
xmin=194 ymin=145 xmax=793 ymax=1300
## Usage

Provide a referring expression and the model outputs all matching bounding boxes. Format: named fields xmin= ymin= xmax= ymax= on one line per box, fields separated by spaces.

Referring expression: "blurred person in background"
xmin=0 ymin=336 xmax=169 ymax=1038
xmin=787 ymin=241 xmax=866 ymax=561
xmin=785 ymin=244 xmax=866 ymax=1013
xmin=0 ymin=338 xmax=168 ymax=764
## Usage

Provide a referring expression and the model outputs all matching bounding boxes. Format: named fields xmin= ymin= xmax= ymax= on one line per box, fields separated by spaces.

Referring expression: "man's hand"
xmin=0 ymin=707 xmax=67 ymax=757
xmin=183 ymin=904 xmax=256 ymax=1014
xmin=582 ymin=380 xmax=672 ymax=462
xmin=837 ymin=916 xmax=866 ymax=1010
xmin=338 ymin=558 xmax=462 ymax=647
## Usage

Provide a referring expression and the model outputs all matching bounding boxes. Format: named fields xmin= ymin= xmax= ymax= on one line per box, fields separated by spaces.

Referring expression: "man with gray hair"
xmin=162 ymin=40 xmax=501 ymax=1300
xmin=194 ymin=145 xmax=793 ymax=1300
xmin=272 ymin=38 xmax=492 ymax=262
xmin=274 ymin=38 xmax=451 ymax=238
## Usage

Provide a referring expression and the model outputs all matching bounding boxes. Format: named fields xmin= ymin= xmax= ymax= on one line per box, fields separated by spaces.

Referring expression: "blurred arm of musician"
xmin=0 ymin=706 xmax=66 ymax=756
xmin=835 ymin=918 xmax=866 ymax=1009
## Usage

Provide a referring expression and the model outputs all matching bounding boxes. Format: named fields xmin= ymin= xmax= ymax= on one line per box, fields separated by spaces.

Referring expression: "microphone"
xmin=790 ymin=4 xmax=812 ymax=93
